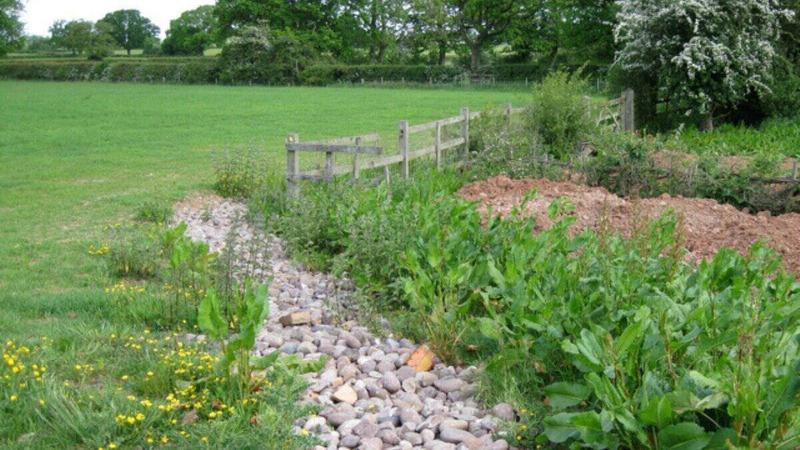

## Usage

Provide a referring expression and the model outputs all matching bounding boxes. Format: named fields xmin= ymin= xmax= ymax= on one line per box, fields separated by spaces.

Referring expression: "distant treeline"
xmin=0 ymin=59 xmax=603 ymax=86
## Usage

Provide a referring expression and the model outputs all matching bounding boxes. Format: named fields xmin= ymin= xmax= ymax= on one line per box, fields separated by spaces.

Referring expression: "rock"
xmin=488 ymin=439 xmax=509 ymax=450
xmin=304 ymin=416 xmax=327 ymax=432
xmin=440 ymin=419 xmax=468 ymax=431
xmin=439 ymin=428 xmax=482 ymax=449
xmin=421 ymin=428 xmax=436 ymax=443
xmin=404 ymin=432 xmax=423 ymax=445
xmin=402 ymin=377 xmax=418 ymax=393
xmin=407 ymin=345 xmax=435 ymax=372
xmin=399 ymin=408 xmax=422 ymax=426
xmin=322 ymin=405 xmax=357 ymax=427
xmin=360 ymin=437 xmax=382 ymax=450
xmin=353 ymin=419 xmax=379 ymax=438
xmin=378 ymin=429 xmax=401 ymax=445
xmin=332 ymin=385 xmax=358 ymax=405
xmin=339 ymin=364 xmax=358 ymax=381
xmin=339 ymin=434 xmax=360 ymax=448
xmin=342 ymin=333 xmax=361 ymax=348
xmin=382 ymin=372 xmax=401 ymax=393
xmin=377 ymin=359 xmax=395 ymax=373
xmin=397 ymin=365 xmax=417 ymax=381
xmin=298 ymin=342 xmax=317 ymax=354
xmin=280 ymin=342 xmax=298 ymax=354
xmin=279 ymin=311 xmax=311 ymax=326
xmin=417 ymin=372 xmax=438 ymax=387
xmin=426 ymin=441 xmax=457 ymax=450
xmin=434 ymin=378 xmax=464 ymax=393
xmin=491 ymin=403 xmax=516 ymax=422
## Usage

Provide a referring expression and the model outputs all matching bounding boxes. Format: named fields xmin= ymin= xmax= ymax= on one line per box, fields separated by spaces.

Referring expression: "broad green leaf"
xmin=198 ymin=290 xmax=227 ymax=340
xmin=658 ymin=422 xmax=710 ymax=450
xmin=543 ymin=412 xmax=580 ymax=443
xmin=252 ymin=351 xmax=280 ymax=370
xmin=544 ymin=382 xmax=592 ymax=409
xmin=640 ymin=395 xmax=674 ymax=429
xmin=477 ymin=317 xmax=501 ymax=341
xmin=615 ymin=319 xmax=644 ymax=357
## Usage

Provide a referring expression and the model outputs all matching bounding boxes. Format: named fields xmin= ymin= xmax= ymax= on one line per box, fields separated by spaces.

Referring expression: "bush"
xmin=212 ymin=148 xmax=271 ymax=199
xmin=135 ymin=201 xmax=173 ymax=223
xmin=0 ymin=60 xmax=218 ymax=83
xmin=300 ymin=64 xmax=465 ymax=86
xmin=528 ymin=71 xmax=596 ymax=158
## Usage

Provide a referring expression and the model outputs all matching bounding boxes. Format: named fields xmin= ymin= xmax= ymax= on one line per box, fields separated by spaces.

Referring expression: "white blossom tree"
xmin=614 ymin=0 xmax=791 ymax=129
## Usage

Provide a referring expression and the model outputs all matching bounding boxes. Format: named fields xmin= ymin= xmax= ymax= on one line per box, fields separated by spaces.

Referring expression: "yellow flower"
xmin=74 ymin=364 xmax=82 ymax=370
xmin=160 ymin=435 xmax=169 ymax=444
xmin=146 ymin=437 xmax=154 ymax=444
xmin=38 ymin=399 xmax=45 ymax=406
xmin=9 ymin=395 xmax=17 ymax=402
xmin=121 ymin=375 xmax=129 ymax=381
xmin=135 ymin=412 xmax=145 ymax=421
xmin=146 ymin=371 xmax=154 ymax=377
xmin=108 ymin=444 xmax=118 ymax=449
xmin=126 ymin=416 xmax=136 ymax=425
xmin=201 ymin=437 xmax=209 ymax=444
xmin=127 ymin=395 xmax=136 ymax=401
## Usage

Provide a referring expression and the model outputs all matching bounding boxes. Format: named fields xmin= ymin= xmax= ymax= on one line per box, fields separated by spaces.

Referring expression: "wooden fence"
xmin=285 ymin=90 xmax=634 ymax=197
xmin=286 ymin=104 xmax=527 ymax=197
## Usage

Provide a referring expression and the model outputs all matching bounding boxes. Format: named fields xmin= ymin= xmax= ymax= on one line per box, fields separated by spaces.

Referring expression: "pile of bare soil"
xmin=458 ymin=176 xmax=800 ymax=273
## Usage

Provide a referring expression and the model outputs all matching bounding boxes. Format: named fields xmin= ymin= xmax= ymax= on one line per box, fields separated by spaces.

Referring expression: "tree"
xmin=51 ymin=20 xmax=93 ymax=55
xmin=0 ymin=0 xmax=23 ymax=56
xmin=99 ymin=9 xmax=159 ymax=55
xmin=408 ymin=0 xmax=454 ymax=65
xmin=615 ymin=0 xmax=790 ymax=129
xmin=214 ymin=0 xmax=342 ymax=55
xmin=162 ymin=5 xmax=217 ymax=55
xmin=344 ymin=0 xmax=408 ymax=63
xmin=448 ymin=0 xmax=521 ymax=70
xmin=24 ymin=35 xmax=54 ymax=53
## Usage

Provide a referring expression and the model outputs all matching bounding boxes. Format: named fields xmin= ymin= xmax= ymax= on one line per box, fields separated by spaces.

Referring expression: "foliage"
xmin=99 ymin=10 xmax=160 ymax=56
xmin=528 ymin=71 xmax=596 ymax=158
xmin=615 ymin=0 xmax=791 ymax=128
xmin=212 ymin=147 xmax=271 ymax=199
xmin=162 ymin=6 xmax=217 ymax=56
xmin=0 ymin=0 xmax=23 ymax=56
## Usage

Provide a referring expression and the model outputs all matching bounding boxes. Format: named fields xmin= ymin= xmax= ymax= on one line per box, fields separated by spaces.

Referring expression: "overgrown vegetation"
xmin=263 ymin=72 xmax=800 ymax=449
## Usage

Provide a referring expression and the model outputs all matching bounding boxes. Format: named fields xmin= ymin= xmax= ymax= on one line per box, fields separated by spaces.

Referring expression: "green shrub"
xmin=212 ymin=148 xmax=270 ymax=199
xmin=134 ymin=201 xmax=173 ymax=224
xmin=394 ymin=189 xmax=800 ymax=448
xmin=528 ymin=71 xmax=596 ymax=158
xmin=105 ymin=225 xmax=162 ymax=279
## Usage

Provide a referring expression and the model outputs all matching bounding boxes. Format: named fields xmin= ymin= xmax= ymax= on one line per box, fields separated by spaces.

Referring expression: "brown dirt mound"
xmin=458 ymin=176 xmax=800 ymax=273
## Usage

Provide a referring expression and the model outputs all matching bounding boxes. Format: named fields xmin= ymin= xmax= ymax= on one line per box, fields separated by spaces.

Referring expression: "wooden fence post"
xmin=399 ymin=120 xmax=409 ymax=179
xmin=435 ymin=121 xmax=442 ymax=169
xmin=505 ymin=103 xmax=512 ymax=130
xmin=352 ymin=136 xmax=361 ymax=179
xmin=622 ymin=88 xmax=635 ymax=132
xmin=286 ymin=133 xmax=300 ymax=199
xmin=324 ymin=150 xmax=334 ymax=181
xmin=461 ymin=107 xmax=470 ymax=160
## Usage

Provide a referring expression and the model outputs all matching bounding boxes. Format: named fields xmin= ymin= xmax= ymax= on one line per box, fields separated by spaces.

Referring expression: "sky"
xmin=20 ymin=0 xmax=215 ymax=38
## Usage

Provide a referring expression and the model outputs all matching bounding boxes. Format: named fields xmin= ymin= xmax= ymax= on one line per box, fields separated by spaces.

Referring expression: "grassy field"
xmin=0 ymin=80 xmax=526 ymax=447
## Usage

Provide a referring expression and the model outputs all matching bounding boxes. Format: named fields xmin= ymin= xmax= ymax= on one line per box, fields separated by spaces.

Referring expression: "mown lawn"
xmin=0 ymin=80 xmax=526 ymax=448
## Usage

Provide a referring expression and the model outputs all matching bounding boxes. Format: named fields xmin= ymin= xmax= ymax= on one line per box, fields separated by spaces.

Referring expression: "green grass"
xmin=673 ymin=117 xmax=800 ymax=157
xmin=0 ymin=80 xmax=527 ymax=447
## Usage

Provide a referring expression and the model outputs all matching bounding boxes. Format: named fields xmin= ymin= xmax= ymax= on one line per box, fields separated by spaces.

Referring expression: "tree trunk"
xmin=470 ymin=43 xmax=481 ymax=71
xmin=126 ymin=48 xmax=131 ymax=56
xmin=701 ymin=111 xmax=714 ymax=132
xmin=437 ymin=42 xmax=447 ymax=65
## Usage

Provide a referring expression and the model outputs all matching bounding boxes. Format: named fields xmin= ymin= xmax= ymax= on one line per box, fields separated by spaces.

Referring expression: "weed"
xmin=134 ymin=201 xmax=173 ymax=224
xmin=212 ymin=147 xmax=271 ymax=199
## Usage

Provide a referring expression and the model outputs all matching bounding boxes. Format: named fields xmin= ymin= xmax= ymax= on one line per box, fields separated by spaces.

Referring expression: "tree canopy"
xmin=162 ymin=5 xmax=217 ymax=55
xmin=99 ymin=9 xmax=160 ymax=55
xmin=0 ymin=0 xmax=23 ymax=56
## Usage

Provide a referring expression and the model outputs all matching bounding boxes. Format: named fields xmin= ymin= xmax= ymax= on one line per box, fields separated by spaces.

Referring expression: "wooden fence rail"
xmin=286 ymin=91 xmax=634 ymax=197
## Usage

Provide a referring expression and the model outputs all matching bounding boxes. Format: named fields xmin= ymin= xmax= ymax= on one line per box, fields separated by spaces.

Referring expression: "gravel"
xmin=175 ymin=194 xmax=515 ymax=449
